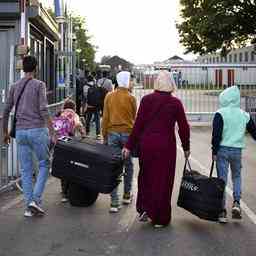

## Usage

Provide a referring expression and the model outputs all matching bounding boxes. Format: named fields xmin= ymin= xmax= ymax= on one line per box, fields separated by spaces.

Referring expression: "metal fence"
xmin=0 ymin=101 xmax=64 ymax=192
xmin=133 ymin=64 xmax=256 ymax=122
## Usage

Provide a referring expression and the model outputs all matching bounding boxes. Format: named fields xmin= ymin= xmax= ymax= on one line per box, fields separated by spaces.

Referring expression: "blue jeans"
xmin=108 ymin=132 xmax=134 ymax=206
xmin=16 ymin=128 xmax=50 ymax=208
xmin=216 ymin=146 xmax=242 ymax=209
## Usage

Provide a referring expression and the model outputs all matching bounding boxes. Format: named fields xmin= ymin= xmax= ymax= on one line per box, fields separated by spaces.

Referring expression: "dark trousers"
xmin=85 ymin=109 xmax=100 ymax=135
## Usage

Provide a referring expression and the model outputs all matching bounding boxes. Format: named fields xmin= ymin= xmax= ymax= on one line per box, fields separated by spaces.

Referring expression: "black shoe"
xmin=232 ymin=201 xmax=242 ymax=220
xmin=218 ymin=209 xmax=228 ymax=224
xmin=138 ymin=211 xmax=149 ymax=222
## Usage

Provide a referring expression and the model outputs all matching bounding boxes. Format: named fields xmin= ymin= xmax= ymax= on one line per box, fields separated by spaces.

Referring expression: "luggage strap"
xmin=184 ymin=159 xmax=215 ymax=178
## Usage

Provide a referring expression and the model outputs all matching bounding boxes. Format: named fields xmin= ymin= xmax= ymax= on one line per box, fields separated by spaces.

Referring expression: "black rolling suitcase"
xmin=51 ymin=137 xmax=123 ymax=194
xmin=68 ymin=182 xmax=99 ymax=207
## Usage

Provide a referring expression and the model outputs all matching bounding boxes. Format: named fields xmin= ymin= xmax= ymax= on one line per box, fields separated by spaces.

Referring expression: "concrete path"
xmin=0 ymin=127 xmax=256 ymax=256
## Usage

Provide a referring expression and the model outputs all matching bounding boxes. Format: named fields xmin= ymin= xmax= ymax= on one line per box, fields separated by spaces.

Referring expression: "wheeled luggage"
xmin=177 ymin=161 xmax=225 ymax=222
xmin=68 ymin=182 xmax=99 ymax=207
xmin=51 ymin=137 xmax=123 ymax=194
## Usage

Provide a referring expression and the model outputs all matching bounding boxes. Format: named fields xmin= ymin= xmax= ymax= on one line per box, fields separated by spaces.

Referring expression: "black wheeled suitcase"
xmin=68 ymin=182 xmax=99 ymax=207
xmin=51 ymin=137 xmax=123 ymax=194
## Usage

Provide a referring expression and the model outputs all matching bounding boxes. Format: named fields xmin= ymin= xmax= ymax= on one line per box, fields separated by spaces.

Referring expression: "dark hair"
xmin=63 ymin=99 xmax=76 ymax=111
xmin=102 ymin=70 xmax=109 ymax=78
xmin=23 ymin=56 xmax=37 ymax=73
xmin=87 ymin=75 xmax=94 ymax=82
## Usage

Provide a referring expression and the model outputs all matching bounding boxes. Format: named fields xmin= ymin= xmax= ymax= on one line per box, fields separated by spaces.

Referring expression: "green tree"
xmin=72 ymin=15 xmax=96 ymax=71
xmin=177 ymin=0 xmax=256 ymax=56
xmin=47 ymin=8 xmax=96 ymax=70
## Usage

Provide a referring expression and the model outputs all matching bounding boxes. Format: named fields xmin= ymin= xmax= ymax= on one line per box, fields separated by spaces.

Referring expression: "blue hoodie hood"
xmin=217 ymin=86 xmax=250 ymax=149
xmin=219 ymin=86 xmax=240 ymax=108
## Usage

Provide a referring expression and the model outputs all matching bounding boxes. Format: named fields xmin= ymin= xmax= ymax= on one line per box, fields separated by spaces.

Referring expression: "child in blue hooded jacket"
xmin=212 ymin=86 xmax=256 ymax=223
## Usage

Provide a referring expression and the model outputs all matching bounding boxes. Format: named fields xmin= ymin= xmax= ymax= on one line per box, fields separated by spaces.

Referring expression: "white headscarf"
xmin=154 ymin=70 xmax=177 ymax=92
xmin=116 ymin=71 xmax=130 ymax=88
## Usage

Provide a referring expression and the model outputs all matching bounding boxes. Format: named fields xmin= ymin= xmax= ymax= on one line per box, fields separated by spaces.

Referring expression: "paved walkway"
xmin=0 ymin=127 xmax=256 ymax=256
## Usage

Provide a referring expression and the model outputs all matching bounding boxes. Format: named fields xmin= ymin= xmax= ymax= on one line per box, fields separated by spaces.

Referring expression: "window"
xmin=216 ymin=57 xmax=219 ymax=63
xmin=213 ymin=57 xmax=215 ymax=63
xmin=245 ymin=51 xmax=249 ymax=62
xmin=251 ymin=51 xmax=255 ymax=62
xmin=229 ymin=54 xmax=233 ymax=63
xmin=239 ymin=52 xmax=243 ymax=62
xmin=224 ymin=56 xmax=227 ymax=63
xmin=234 ymin=53 xmax=237 ymax=63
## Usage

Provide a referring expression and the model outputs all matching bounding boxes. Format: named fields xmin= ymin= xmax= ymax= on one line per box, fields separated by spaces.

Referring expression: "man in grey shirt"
xmin=97 ymin=70 xmax=113 ymax=93
xmin=2 ymin=56 xmax=55 ymax=217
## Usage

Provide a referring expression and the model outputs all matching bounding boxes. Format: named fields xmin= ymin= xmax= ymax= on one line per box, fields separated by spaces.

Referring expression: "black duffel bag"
xmin=177 ymin=160 xmax=225 ymax=221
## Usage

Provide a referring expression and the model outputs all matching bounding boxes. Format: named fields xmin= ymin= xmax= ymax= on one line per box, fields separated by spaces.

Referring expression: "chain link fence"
xmin=133 ymin=64 xmax=256 ymax=123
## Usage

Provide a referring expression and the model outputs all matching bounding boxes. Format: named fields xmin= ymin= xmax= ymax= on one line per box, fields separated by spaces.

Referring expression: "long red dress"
xmin=126 ymin=91 xmax=190 ymax=225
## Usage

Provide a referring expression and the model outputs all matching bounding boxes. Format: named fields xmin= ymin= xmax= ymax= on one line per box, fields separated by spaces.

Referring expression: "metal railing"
xmin=133 ymin=64 xmax=256 ymax=123
xmin=0 ymin=101 xmax=64 ymax=192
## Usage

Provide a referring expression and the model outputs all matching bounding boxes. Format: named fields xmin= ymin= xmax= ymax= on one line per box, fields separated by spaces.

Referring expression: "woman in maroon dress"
xmin=123 ymin=71 xmax=190 ymax=228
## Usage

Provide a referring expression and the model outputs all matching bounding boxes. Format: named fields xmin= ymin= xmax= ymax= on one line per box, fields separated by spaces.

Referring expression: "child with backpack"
xmin=212 ymin=86 xmax=256 ymax=223
xmin=53 ymin=99 xmax=86 ymax=202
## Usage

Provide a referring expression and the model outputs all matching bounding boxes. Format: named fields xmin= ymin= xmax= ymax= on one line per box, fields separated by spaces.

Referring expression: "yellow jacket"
xmin=101 ymin=88 xmax=137 ymax=138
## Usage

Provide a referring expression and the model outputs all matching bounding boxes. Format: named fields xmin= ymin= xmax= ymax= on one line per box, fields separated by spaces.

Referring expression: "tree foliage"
xmin=72 ymin=15 xmax=96 ymax=71
xmin=47 ymin=8 xmax=96 ymax=70
xmin=177 ymin=0 xmax=256 ymax=56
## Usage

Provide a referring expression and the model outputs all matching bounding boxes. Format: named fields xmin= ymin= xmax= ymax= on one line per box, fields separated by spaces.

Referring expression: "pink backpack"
xmin=53 ymin=115 xmax=75 ymax=138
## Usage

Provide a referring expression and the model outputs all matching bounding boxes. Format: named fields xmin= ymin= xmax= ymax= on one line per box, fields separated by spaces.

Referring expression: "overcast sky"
xmin=65 ymin=0 xmax=196 ymax=64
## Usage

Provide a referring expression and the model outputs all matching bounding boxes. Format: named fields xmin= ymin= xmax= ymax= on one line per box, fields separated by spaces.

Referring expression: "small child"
xmin=53 ymin=98 xmax=86 ymax=202
xmin=212 ymin=86 xmax=256 ymax=223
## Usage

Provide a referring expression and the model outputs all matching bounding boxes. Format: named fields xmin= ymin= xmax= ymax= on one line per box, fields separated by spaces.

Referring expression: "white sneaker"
xmin=61 ymin=197 xmax=69 ymax=203
xmin=24 ymin=209 xmax=34 ymax=218
xmin=28 ymin=201 xmax=45 ymax=215
xmin=96 ymin=134 xmax=102 ymax=140
xmin=154 ymin=224 xmax=165 ymax=228
xmin=122 ymin=193 xmax=133 ymax=205
xmin=109 ymin=205 xmax=122 ymax=213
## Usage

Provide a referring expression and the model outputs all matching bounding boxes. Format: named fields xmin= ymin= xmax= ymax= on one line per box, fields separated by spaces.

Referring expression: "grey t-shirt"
xmin=3 ymin=77 xmax=50 ymax=131
xmin=97 ymin=78 xmax=113 ymax=92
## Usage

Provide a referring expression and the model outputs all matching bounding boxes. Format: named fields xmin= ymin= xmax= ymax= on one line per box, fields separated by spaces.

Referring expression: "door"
xmin=227 ymin=69 xmax=235 ymax=86
xmin=0 ymin=28 xmax=14 ymax=114
xmin=215 ymin=69 xmax=223 ymax=87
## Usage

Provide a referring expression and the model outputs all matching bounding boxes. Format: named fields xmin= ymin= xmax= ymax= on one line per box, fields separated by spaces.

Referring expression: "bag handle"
xmin=209 ymin=161 xmax=215 ymax=178
xmin=183 ymin=159 xmax=192 ymax=175
xmin=184 ymin=160 xmax=215 ymax=177
xmin=13 ymin=78 xmax=32 ymax=122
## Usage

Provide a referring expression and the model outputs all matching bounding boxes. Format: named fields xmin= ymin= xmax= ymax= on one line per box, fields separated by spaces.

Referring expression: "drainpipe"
xmin=54 ymin=0 xmax=66 ymax=99
xmin=19 ymin=0 xmax=27 ymax=78
xmin=20 ymin=0 xmax=26 ymax=45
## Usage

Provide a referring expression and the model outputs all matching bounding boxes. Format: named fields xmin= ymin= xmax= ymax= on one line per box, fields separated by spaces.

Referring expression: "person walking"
xmin=2 ymin=56 xmax=55 ymax=217
xmin=122 ymin=70 xmax=190 ymax=228
xmin=84 ymin=75 xmax=101 ymax=139
xmin=212 ymin=85 xmax=256 ymax=223
xmin=102 ymin=71 xmax=137 ymax=213
xmin=97 ymin=70 xmax=113 ymax=93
